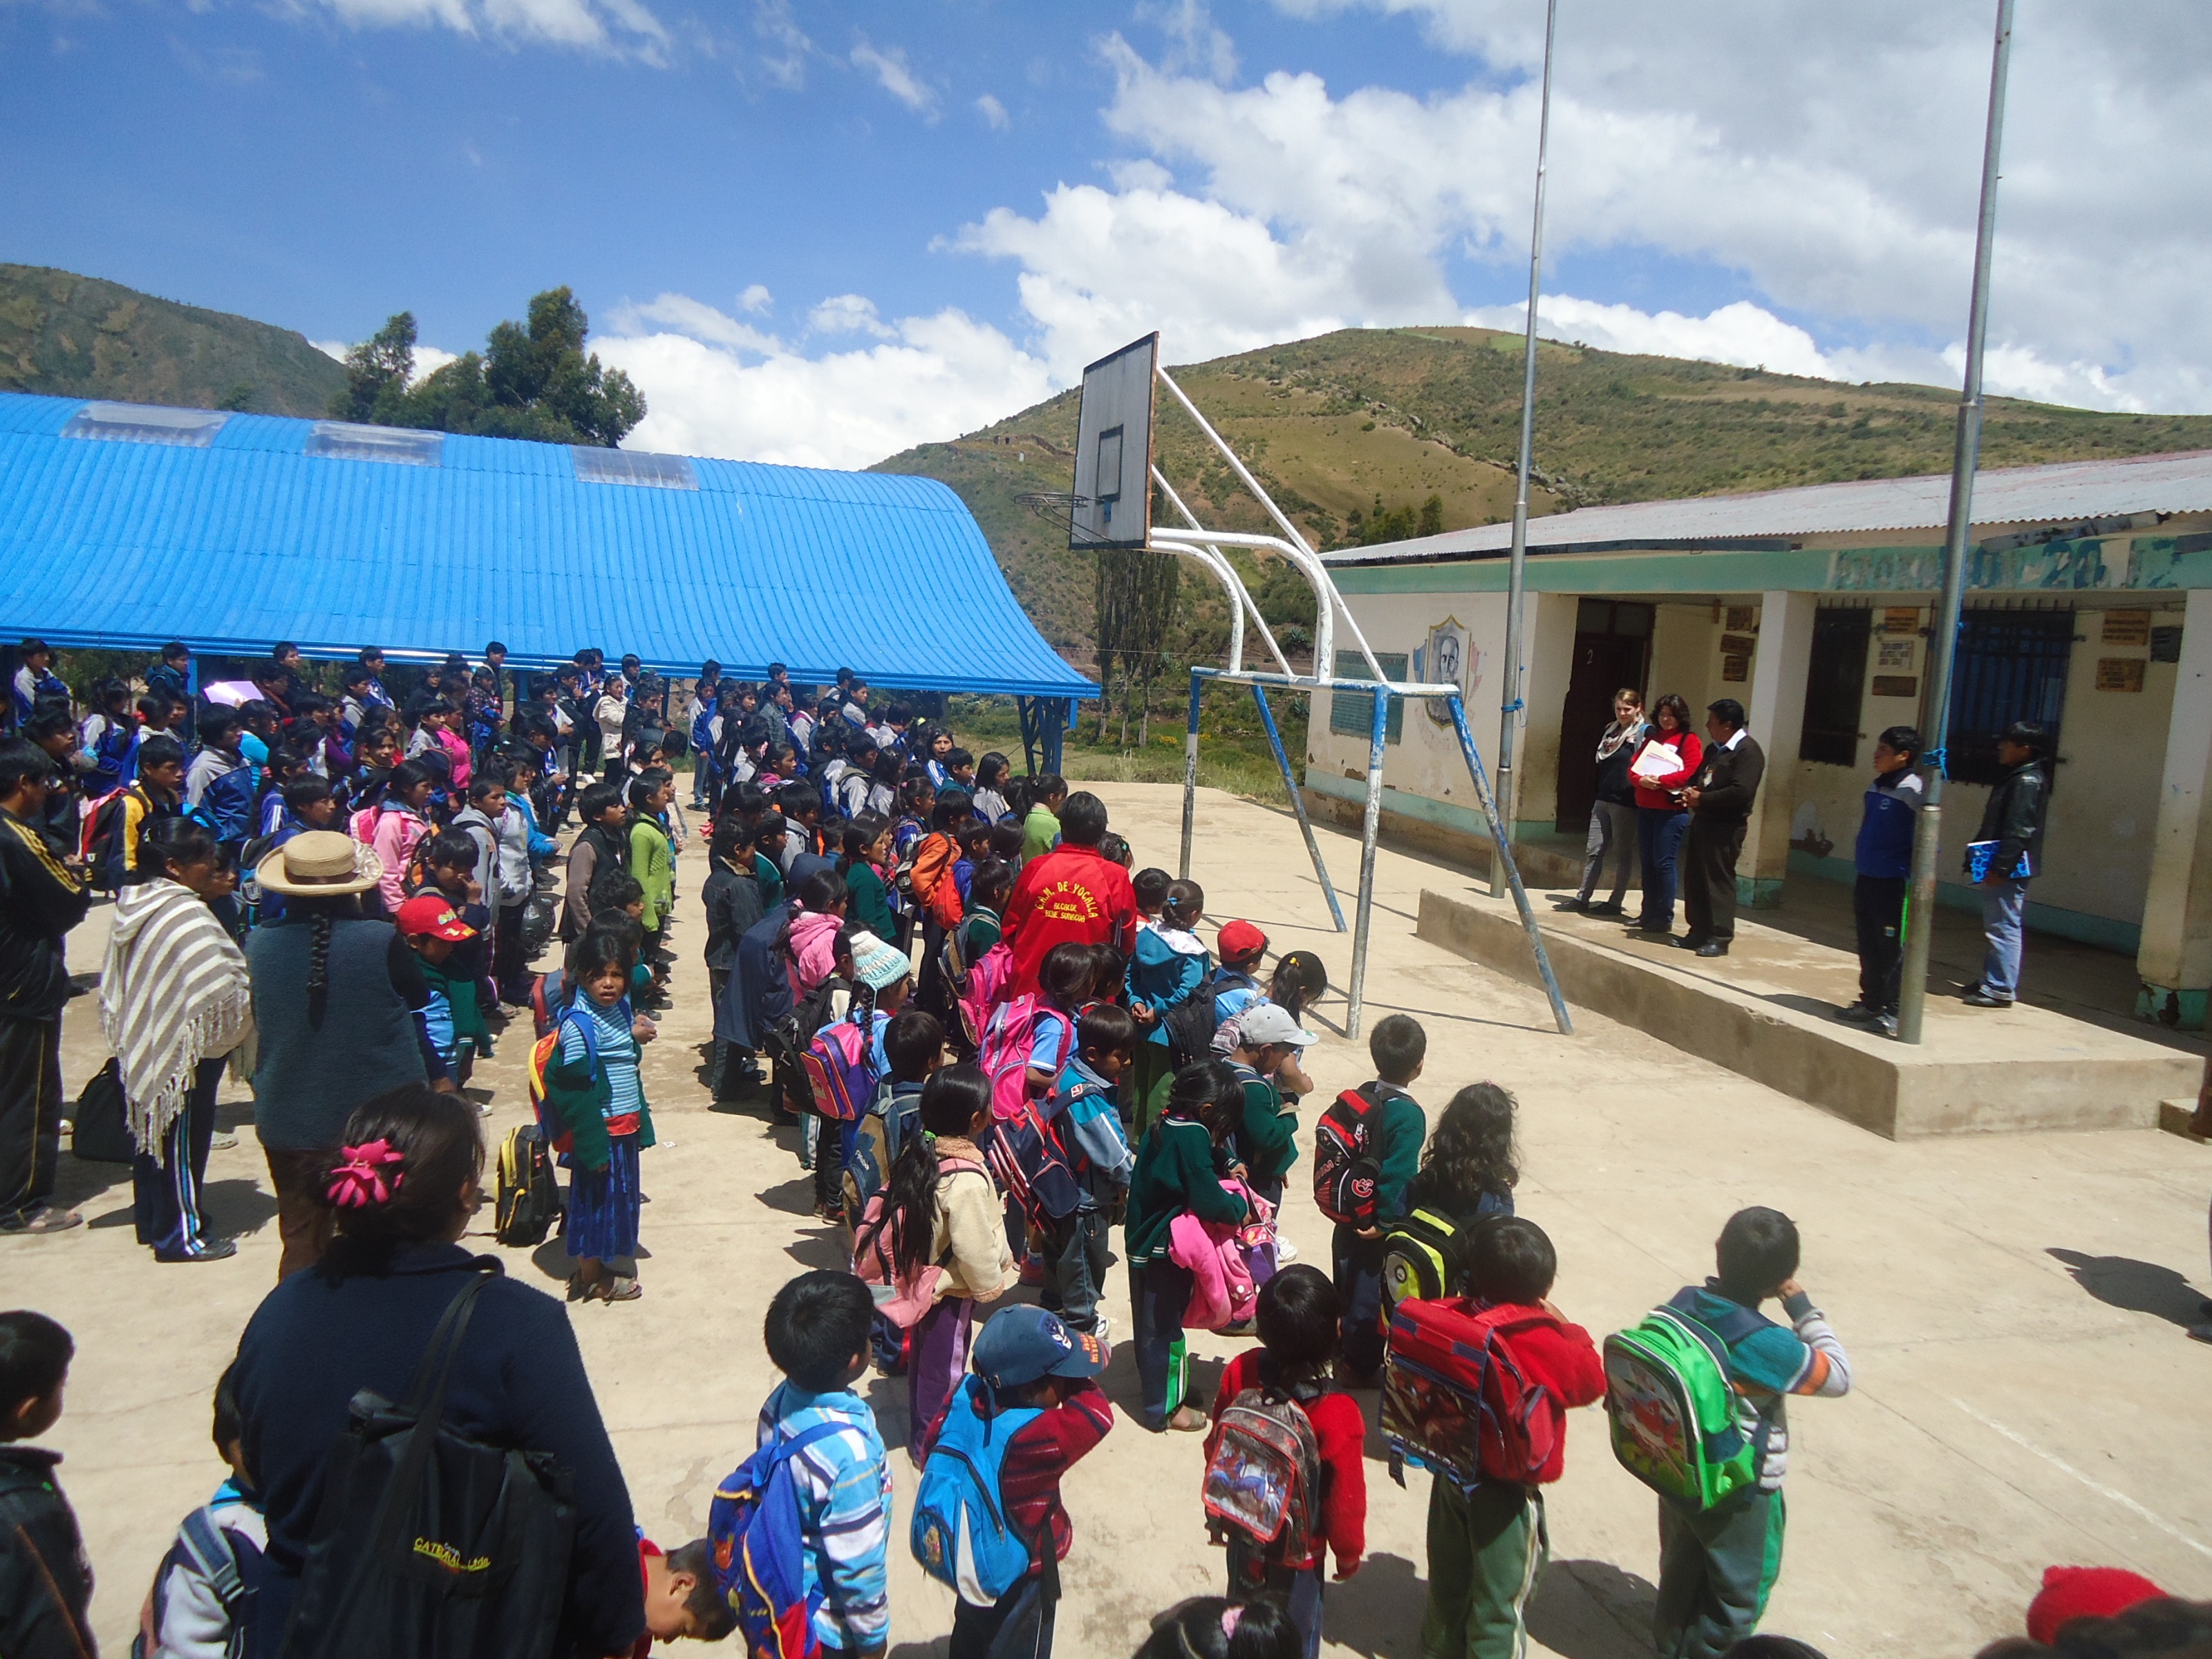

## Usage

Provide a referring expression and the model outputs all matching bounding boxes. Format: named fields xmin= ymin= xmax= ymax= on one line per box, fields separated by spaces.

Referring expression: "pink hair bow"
xmin=327 ymin=1138 xmax=405 ymax=1209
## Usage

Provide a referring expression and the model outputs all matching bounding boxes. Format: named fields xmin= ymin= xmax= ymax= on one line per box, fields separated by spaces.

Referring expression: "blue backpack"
xmin=191 ymin=764 xmax=259 ymax=847
xmin=709 ymin=1423 xmax=844 ymax=1659
xmin=910 ymin=1379 xmax=1043 ymax=1605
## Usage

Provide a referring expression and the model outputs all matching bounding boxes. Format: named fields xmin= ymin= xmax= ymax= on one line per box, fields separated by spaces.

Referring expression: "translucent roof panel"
xmin=62 ymin=402 xmax=230 ymax=447
xmin=571 ymin=447 xmax=697 ymax=489
xmin=305 ymin=422 xmax=444 ymax=466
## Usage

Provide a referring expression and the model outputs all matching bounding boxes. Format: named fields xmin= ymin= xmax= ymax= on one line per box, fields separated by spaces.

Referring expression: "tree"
xmin=1093 ymin=547 xmax=1181 ymax=748
xmin=328 ymin=288 xmax=645 ymax=447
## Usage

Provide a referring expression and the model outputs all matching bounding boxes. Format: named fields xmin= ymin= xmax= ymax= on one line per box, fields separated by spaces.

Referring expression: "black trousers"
xmin=1854 ymin=874 xmax=1908 ymax=1013
xmin=133 ymin=1058 xmax=223 ymax=1257
xmin=494 ymin=901 xmax=528 ymax=1002
xmin=1682 ymin=818 xmax=1747 ymax=943
xmin=0 ymin=1014 xmax=63 ymax=1224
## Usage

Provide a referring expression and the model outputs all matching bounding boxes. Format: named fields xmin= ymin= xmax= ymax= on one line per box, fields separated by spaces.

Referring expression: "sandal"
xmin=1167 ymin=1406 xmax=1209 ymax=1433
xmin=566 ymin=1273 xmax=590 ymax=1302
xmin=598 ymin=1275 xmax=643 ymax=1302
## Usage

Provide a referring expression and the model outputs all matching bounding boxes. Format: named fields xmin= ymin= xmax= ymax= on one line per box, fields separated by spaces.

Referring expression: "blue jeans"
xmin=1635 ymin=807 xmax=1691 ymax=930
xmin=1980 ymin=877 xmax=2030 ymax=1000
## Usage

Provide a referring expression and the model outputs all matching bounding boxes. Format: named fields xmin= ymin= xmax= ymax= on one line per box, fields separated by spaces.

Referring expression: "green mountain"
xmin=873 ymin=326 xmax=2212 ymax=657
xmin=0 ymin=263 xmax=346 ymax=416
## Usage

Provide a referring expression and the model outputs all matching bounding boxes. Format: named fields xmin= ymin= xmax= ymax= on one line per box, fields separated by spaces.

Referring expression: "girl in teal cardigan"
xmin=838 ymin=814 xmax=898 ymax=940
xmin=543 ymin=920 xmax=658 ymax=1303
xmin=1125 ymin=1059 xmax=1250 ymax=1431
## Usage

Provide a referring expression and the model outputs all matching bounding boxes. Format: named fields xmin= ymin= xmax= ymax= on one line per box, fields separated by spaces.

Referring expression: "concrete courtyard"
xmin=24 ymin=781 xmax=2212 ymax=1658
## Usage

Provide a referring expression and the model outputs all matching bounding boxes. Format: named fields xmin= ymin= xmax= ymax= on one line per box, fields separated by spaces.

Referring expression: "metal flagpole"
xmin=1897 ymin=0 xmax=2015 ymax=1046
xmin=1345 ymin=685 xmax=1392 ymax=1039
xmin=1492 ymin=0 xmax=1558 ymax=899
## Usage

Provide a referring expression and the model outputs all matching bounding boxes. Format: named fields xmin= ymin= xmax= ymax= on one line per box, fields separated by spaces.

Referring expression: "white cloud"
xmin=311 ymin=338 xmax=460 ymax=386
xmin=289 ymin=0 xmax=668 ymax=57
xmin=750 ymin=0 xmax=812 ymax=88
xmin=1463 ymin=297 xmax=1836 ymax=379
xmin=807 ymin=294 xmax=895 ymax=339
xmin=736 ymin=284 xmax=774 ymax=315
xmin=975 ymin=93 xmax=1009 ymax=131
xmin=596 ymin=295 xmax=1053 ymax=470
xmin=946 ymin=12 xmax=2212 ymax=412
xmin=850 ymin=37 xmax=937 ymax=118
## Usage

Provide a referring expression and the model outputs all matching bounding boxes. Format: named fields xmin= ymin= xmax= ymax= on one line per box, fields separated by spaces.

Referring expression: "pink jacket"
xmin=371 ymin=806 xmax=429 ymax=912
xmin=1171 ymin=1181 xmax=1275 ymax=1331
xmin=789 ymin=910 xmax=845 ymax=995
xmin=437 ymin=726 xmax=472 ymax=790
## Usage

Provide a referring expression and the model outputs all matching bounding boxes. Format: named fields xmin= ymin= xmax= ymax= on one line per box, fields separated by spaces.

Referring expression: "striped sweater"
xmin=756 ymin=1382 xmax=892 ymax=1652
xmin=1674 ymin=1282 xmax=1852 ymax=1490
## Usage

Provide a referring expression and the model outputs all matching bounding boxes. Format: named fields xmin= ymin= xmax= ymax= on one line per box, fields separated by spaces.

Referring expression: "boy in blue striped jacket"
xmin=758 ymin=1271 xmax=894 ymax=1657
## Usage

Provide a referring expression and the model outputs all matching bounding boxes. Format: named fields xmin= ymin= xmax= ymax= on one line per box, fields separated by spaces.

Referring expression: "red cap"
xmin=1218 ymin=919 xmax=1268 ymax=962
xmin=2026 ymin=1566 xmax=2165 ymax=1644
xmin=394 ymin=895 xmax=478 ymax=942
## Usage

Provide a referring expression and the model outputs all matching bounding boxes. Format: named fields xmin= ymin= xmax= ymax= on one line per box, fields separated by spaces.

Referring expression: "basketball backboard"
xmin=1069 ymin=332 xmax=1157 ymax=550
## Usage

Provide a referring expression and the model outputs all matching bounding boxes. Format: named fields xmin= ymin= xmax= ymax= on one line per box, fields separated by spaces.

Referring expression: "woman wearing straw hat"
xmin=247 ymin=830 xmax=430 ymax=1278
xmin=99 ymin=819 xmax=254 ymax=1262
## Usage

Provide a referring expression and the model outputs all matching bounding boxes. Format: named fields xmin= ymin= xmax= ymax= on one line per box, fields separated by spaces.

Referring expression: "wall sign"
xmin=1721 ymin=655 xmax=1750 ymax=683
xmin=1877 ymin=638 xmax=1915 ymax=670
xmin=2095 ymin=657 xmax=2147 ymax=693
xmin=2102 ymin=610 xmax=2152 ymax=646
xmin=1882 ymin=607 xmax=1922 ymax=634
xmin=2151 ymin=626 xmax=2184 ymax=664
xmin=1871 ymin=675 xmax=1919 ymax=699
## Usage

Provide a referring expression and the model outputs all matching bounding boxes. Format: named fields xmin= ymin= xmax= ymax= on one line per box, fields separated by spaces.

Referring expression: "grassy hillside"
xmin=0 ymin=264 xmax=346 ymax=416
xmin=874 ymin=325 xmax=2212 ymax=656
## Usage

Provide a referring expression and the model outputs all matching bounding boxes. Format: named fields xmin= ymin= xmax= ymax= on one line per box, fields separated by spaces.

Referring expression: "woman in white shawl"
xmin=99 ymin=819 xmax=254 ymax=1262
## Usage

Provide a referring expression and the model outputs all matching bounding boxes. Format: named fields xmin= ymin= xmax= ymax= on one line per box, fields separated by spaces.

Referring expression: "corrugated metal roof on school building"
xmin=1326 ymin=447 xmax=2212 ymax=566
xmin=0 ymin=391 xmax=1096 ymax=697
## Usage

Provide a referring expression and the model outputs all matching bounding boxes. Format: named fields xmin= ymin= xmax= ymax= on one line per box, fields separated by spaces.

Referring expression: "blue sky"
xmin=6 ymin=1 xmax=2209 ymax=467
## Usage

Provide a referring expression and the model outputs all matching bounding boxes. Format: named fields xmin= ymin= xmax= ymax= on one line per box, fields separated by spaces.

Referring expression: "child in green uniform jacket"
xmin=543 ymin=919 xmax=658 ymax=1304
xmin=1125 ymin=1060 xmax=1249 ymax=1432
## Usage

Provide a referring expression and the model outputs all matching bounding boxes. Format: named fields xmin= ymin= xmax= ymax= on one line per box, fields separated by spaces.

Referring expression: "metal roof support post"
xmin=1444 ymin=691 xmax=1575 ymax=1036
xmin=1180 ymin=667 xmax=1203 ymax=881
xmin=1044 ymin=701 xmax=1067 ymax=774
xmin=1494 ymin=0 xmax=1558 ymax=899
xmin=1253 ymin=681 xmax=1347 ymax=932
xmin=1900 ymin=0 xmax=2014 ymax=1047
xmin=1346 ymin=684 xmax=1391 ymax=1040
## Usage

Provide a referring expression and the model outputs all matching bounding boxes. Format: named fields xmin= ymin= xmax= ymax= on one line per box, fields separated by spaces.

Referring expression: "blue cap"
xmin=970 ymin=1305 xmax=1109 ymax=1389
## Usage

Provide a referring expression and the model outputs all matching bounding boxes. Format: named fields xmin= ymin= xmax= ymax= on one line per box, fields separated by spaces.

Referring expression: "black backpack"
xmin=1161 ymin=997 xmax=1221 ymax=1069
xmin=278 ymin=1264 xmax=577 ymax=1659
xmin=71 ymin=1060 xmax=135 ymax=1163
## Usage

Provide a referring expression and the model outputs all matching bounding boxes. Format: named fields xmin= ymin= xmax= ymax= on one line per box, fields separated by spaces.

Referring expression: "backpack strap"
xmin=178 ymin=1507 xmax=246 ymax=1614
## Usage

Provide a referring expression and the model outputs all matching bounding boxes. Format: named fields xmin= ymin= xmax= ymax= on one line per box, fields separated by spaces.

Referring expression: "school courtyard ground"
xmin=28 ymin=781 xmax=2212 ymax=1658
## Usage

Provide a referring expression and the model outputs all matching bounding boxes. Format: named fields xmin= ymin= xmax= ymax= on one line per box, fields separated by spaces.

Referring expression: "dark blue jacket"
xmin=1853 ymin=769 xmax=1925 ymax=881
xmin=231 ymin=1242 xmax=644 ymax=1658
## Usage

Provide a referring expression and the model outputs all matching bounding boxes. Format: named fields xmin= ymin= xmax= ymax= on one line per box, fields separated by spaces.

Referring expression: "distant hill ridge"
xmin=0 ymin=263 xmax=345 ymax=417
xmin=873 ymin=326 xmax=2212 ymax=652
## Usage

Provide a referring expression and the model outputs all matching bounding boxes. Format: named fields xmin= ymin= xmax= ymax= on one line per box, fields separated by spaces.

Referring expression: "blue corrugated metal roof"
xmin=0 ymin=391 xmax=1095 ymax=697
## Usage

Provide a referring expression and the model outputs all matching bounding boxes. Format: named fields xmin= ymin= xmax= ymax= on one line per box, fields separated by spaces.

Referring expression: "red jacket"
xmin=1630 ymin=729 xmax=1703 ymax=812
xmin=1002 ymin=845 xmax=1136 ymax=993
xmin=1485 ymin=1304 xmax=1606 ymax=1484
xmin=1207 ymin=1351 xmax=1366 ymax=1573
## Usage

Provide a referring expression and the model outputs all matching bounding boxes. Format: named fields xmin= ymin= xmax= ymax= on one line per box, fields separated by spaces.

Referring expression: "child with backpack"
xmin=1221 ymin=1003 xmax=1315 ymax=1247
xmin=1203 ymin=1265 xmax=1365 ymax=1659
xmin=845 ymin=1008 xmax=944 ymax=1240
xmin=631 ymin=1536 xmax=738 ymax=1653
xmin=1210 ymin=919 xmax=1271 ymax=1027
xmin=1127 ymin=1061 xmax=1253 ymax=1432
xmin=1391 ymin=1217 xmax=1600 ymax=1659
xmin=1629 ymin=1208 xmax=1851 ymax=1659
xmin=0 ymin=1311 xmax=93 ymax=1659
xmin=875 ymin=1065 xmax=1013 ymax=1454
xmin=724 ymin=1271 xmax=892 ymax=1658
xmin=394 ymin=894 xmax=491 ymax=1086
xmin=805 ymin=930 xmax=915 ymax=1222
xmin=1128 ymin=873 xmax=1209 ymax=1134
xmin=1322 ymin=1013 xmax=1430 ymax=1384
xmin=1381 ymin=1080 xmax=1517 ymax=1326
xmin=135 ymin=1364 xmax=267 ymax=1659
xmin=703 ymin=814 xmax=766 ymax=1100
xmin=912 ymin=1305 xmax=1114 ymax=1659
xmin=1038 ymin=1002 xmax=1137 ymax=1341
xmin=540 ymin=920 xmax=659 ymax=1304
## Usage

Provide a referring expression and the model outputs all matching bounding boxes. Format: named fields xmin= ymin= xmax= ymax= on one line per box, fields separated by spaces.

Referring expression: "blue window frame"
xmin=1328 ymin=650 xmax=1407 ymax=743
xmin=1944 ymin=607 xmax=2072 ymax=785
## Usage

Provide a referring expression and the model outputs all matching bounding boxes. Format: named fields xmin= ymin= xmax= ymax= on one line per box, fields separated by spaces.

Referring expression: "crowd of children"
xmin=0 ymin=638 xmax=1899 ymax=1659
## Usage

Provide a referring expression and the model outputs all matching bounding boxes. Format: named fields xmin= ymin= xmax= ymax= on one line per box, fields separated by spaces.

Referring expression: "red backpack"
xmin=1311 ymin=1087 xmax=1382 ymax=1226
xmin=803 ymin=1016 xmax=875 ymax=1123
xmin=1381 ymin=1297 xmax=1561 ymax=1490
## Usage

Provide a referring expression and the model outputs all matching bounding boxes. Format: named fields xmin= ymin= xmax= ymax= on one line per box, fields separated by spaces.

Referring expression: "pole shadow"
xmin=2047 ymin=1247 xmax=2211 ymax=1329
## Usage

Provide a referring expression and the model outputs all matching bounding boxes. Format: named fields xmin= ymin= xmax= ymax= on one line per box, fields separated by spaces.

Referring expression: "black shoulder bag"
xmin=279 ymin=1261 xmax=578 ymax=1659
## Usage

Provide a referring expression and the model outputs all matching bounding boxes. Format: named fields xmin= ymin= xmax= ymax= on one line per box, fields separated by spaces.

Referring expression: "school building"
xmin=1302 ymin=449 xmax=2212 ymax=1026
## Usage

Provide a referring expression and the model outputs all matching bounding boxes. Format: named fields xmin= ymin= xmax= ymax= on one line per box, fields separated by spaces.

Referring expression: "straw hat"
xmin=256 ymin=830 xmax=383 ymax=897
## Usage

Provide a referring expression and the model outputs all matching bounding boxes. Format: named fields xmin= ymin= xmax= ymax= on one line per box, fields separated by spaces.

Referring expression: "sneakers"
xmin=1962 ymin=991 xmax=2014 ymax=1009
xmin=1876 ymin=1012 xmax=1900 ymax=1038
xmin=1585 ymin=900 xmax=1625 ymax=917
xmin=1275 ymin=1238 xmax=1299 ymax=1263
xmin=1835 ymin=1002 xmax=1882 ymax=1026
xmin=156 ymin=1239 xmax=238 ymax=1264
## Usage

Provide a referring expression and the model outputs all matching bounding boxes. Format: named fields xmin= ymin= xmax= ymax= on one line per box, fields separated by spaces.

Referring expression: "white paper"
xmin=1629 ymin=742 xmax=1683 ymax=784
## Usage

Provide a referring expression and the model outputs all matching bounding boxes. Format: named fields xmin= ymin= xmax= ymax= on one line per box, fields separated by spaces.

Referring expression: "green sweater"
xmin=629 ymin=818 xmax=674 ymax=931
xmin=1365 ymin=1081 xmax=1427 ymax=1224
xmin=1020 ymin=805 xmax=1060 ymax=862
xmin=1229 ymin=1062 xmax=1300 ymax=1183
xmin=539 ymin=1011 xmax=659 ymax=1171
xmin=846 ymin=861 xmax=897 ymax=939
xmin=1125 ymin=1116 xmax=1244 ymax=1264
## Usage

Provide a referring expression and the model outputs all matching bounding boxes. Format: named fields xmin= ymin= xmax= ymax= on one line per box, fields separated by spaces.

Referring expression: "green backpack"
xmin=1602 ymin=1293 xmax=1767 ymax=1510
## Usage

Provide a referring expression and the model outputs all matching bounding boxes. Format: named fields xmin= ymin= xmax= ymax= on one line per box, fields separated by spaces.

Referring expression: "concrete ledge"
xmin=1416 ymin=887 xmax=2198 ymax=1140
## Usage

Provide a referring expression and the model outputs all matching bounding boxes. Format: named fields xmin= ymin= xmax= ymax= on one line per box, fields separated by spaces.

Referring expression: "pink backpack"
xmin=954 ymin=941 xmax=1016 ymax=1048
xmin=1171 ymin=1181 xmax=1275 ymax=1331
xmin=977 ymin=993 xmax=1076 ymax=1123
xmin=852 ymin=1153 xmax=988 ymax=1327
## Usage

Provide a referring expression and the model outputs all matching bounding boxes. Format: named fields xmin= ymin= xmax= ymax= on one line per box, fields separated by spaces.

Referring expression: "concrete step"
xmin=1417 ymin=885 xmax=2198 ymax=1139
